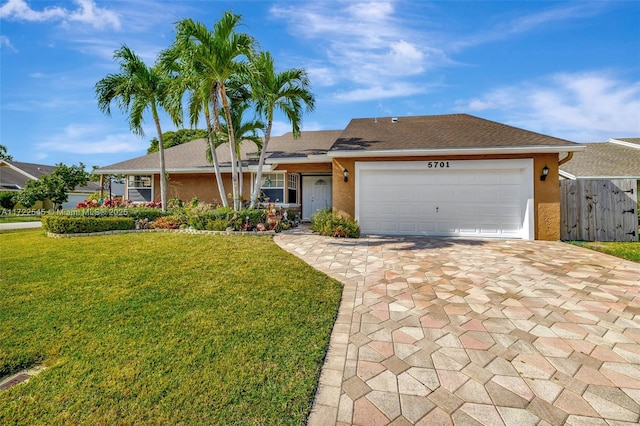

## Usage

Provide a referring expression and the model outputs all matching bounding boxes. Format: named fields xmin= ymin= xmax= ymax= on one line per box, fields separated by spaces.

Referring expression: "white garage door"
xmin=356 ymin=159 xmax=534 ymax=239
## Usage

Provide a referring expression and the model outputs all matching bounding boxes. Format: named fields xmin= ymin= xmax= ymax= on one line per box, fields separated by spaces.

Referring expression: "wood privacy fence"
xmin=560 ymin=179 xmax=638 ymax=241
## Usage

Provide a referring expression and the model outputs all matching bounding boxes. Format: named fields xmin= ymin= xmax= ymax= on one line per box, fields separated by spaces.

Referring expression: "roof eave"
xmin=265 ymin=154 xmax=331 ymax=164
xmin=609 ymin=138 xmax=640 ymax=149
xmin=94 ymin=167 xmax=234 ymax=175
xmin=328 ymin=145 xmax=585 ymax=158
xmin=559 ymin=170 xmax=577 ymax=180
xmin=571 ymin=175 xmax=640 ymax=180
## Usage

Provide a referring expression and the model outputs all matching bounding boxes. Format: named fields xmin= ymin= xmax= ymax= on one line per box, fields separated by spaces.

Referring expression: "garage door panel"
xmin=358 ymin=161 xmax=531 ymax=238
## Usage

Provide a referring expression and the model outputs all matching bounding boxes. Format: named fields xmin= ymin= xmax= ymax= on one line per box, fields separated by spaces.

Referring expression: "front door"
xmin=302 ymin=176 xmax=332 ymax=220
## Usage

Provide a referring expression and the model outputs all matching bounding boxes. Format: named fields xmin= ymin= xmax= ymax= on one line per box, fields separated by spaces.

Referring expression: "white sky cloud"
xmin=0 ymin=0 xmax=120 ymax=30
xmin=270 ymin=1 xmax=447 ymax=102
xmin=36 ymin=124 xmax=145 ymax=155
xmin=451 ymin=2 xmax=607 ymax=50
xmin=0 ymin=34 xmax=16 ymax=51
xmin=333 ymin=82 xmax=431 ymax=102
xmin=457 ymin=72 xmax=640 ymax=141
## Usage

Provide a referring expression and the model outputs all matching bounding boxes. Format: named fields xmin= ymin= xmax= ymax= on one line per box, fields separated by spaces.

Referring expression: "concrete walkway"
xmin=274 ymin=229 xmax=640 ymax=425
xmin=0 ymin=221 xmax=42 ymax=230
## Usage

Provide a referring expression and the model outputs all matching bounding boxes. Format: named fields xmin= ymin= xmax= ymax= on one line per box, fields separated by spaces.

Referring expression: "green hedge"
xmin=74 ymin=207 xmax=165 ymax=221
xmin=42 ymin=216 xmax=135 ymax=234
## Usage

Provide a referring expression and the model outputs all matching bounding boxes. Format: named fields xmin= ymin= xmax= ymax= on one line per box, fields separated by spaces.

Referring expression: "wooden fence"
xmin=560 ymin=179 xmax=638 ymax=242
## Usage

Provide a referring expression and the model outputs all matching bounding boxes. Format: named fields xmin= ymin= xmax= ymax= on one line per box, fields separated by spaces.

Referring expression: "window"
xmin=127 ymin=175 xmax=152 ymax=202
xmin=288 ymin=174 xmax=299 ymax=204
xmin=259 ymin=172 xmax=284 ymax=202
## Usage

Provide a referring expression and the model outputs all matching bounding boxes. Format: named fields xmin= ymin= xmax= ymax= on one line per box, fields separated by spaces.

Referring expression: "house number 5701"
xmin=427 ymin=161 xmax=450 ymax=168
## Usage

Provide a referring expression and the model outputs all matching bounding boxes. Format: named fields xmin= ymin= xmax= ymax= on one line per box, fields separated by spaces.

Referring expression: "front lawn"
xmin=0 ymin=230 xmax=343 ymax=424
xmin=568 ymin=241 xmax=640 ymax=262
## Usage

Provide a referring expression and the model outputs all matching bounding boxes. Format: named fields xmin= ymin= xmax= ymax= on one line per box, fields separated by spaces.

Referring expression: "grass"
xmin=0 ymin=229 xmax=343 ymax=424
xmin=568 ymin=240 xmax=640 ymax=262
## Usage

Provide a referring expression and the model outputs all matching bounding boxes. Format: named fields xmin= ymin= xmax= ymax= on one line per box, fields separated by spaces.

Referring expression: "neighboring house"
xmin=95 ymin=113 xmax=584 ymax=240
xmin=0 ymin=160 xmax=102 ymax=209
xmin=559 ymin=138 xmax=640 ymax=181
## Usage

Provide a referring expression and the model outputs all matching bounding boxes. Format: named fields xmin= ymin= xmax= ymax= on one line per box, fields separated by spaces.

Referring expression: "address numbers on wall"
xmin=426 ymin=161 xmax=451 ymax=169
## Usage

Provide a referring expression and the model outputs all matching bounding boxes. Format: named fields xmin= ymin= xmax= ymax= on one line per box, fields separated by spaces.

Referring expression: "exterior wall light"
xmin=540 ymin=165 xmax=549 ymax=181
xmin=343 ymin=168 xmax=349 ymax=182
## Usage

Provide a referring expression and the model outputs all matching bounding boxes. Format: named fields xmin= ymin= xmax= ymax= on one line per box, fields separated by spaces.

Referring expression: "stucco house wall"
xmin=332 ymin=153 xmax=562 ymax=240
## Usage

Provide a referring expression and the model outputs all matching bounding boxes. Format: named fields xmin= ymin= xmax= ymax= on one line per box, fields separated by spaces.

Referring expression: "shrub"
xmin=102 ymin=198 xmax=131 ymax=208
xmin=0 ymin=191 xmax=17 ymax=210
xmin=42 ymin=216 xmax=134 ymax=234
xmin=205 ymin=219 xmax=230 ymax=231
xmin=125 ymin=207 xmax=166 ymax=221
xmin=310 ymin=208 xmax=360 ymax=238
xmin=150 ymin=216 xmax=180 ymax=230
xmin=231 ymin=208 xmax=267 ymax=231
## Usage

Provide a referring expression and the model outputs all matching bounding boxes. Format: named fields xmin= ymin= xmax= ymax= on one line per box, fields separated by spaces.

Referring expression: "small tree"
xmin=15 ymin=163 xmax=89 ymax=209
xmin=0 ymin=191 xmax=17 ymax=209
xmin=0 ymin=144 xmax=13 ymax=161
xmin=147 ymin=129 xmax=208 ymax=154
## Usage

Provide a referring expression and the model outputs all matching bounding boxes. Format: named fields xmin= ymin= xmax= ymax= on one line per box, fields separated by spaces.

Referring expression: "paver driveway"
xmin=275 ymin=230 xmax=640 ymax=425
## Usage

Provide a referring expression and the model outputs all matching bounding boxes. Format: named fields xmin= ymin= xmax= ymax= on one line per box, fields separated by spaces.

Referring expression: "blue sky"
xmin=1 ymin=0 xmax=639 ymax=168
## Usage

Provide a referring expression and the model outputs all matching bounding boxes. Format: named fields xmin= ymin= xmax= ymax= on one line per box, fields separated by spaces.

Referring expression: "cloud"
xmin=451 ymin=2 xmax=608 ymax=50
xmin=36 ymin=124 xmax=145 ymax=154
xmin=271 ymin=1 xmax=448 ymax=102
xmin=334 ymin=82 xmax=431 ymax=102
xmin=0 ymin=35 xmax=16 ymax=51
xmin=0 ymin=0 xmax=120 ymax=30
xmin=456 ymin=72 xmax=640 ymax=141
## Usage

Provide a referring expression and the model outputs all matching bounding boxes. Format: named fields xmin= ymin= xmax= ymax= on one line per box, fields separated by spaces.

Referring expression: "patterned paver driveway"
xmin=275 ymin=231 xmax=640 ymax=425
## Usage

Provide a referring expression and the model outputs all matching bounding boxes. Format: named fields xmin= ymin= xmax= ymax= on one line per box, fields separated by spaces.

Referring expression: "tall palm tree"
xmin=160 ymin=48 xmax=229 ymax=206
xmin=207 ymin=100 xmax=264 ymax=202
xmin=95 ymin=45 xmax=182 ymax=213
xmin=166 ymin=14 xmax=254 ymax=210
xmin=248 ymin=51 xmax=315 ymax=208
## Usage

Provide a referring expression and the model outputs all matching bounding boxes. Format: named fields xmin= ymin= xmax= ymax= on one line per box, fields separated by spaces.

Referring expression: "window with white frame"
xmin=127 ymin=175 xmax=152 ymax=202
xmin=259 ymin=172 xmax=285 ymax=203
xmin=288 ymin=174 xmax=299 ymax=204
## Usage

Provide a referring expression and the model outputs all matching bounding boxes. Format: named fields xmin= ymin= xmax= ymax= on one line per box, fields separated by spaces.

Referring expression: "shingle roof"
xmin=614 ymin=138 xmax=640 ymax=145
xmin=0 ymin=160 xmax=99 ymax=192
xmin=97 ymin=114 xmax=583 ymax=174
xmin=264 ymin=130 xmax=343 ymax=159
xmin=560 ymin=141 xmax=640 ymax=178
xmin=96 ymin=130 xmax=342 ymax=173
xmin=330 ymin=114 xmax=578 ymax=152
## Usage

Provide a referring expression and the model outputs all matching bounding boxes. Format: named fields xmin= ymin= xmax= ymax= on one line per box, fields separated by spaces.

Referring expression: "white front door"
xmin=302 ymin=176 xmax=332 ymax=220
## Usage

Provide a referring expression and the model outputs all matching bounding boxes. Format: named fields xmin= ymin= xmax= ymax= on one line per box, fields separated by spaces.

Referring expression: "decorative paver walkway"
xmin=274 ymin=229 xmax=640 ymax=425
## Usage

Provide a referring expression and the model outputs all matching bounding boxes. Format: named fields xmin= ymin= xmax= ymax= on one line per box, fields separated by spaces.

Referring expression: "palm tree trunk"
xmin=219 ymin=82 xmax=240 ymax=210
xmin=250 ymin=119 xmax=273 ymax=209
xmin=237 ymin=155 xmax=244 ymax=206
xmin=152 ymin=105 xmax=168 ymax=213
xmin=204 ymin=102 xmax=228 ymax=207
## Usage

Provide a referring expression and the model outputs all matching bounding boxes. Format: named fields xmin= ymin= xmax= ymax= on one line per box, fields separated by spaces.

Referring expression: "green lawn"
xmin=0 ymin=229 xmax=343 ymax=424
xmin=568 ymin=241 xmax=640 ymax=262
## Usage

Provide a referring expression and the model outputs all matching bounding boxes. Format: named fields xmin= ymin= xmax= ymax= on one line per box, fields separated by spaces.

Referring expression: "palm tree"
xmin=248 ymin=51 xmax=315 ymax=208
xmin=207 ymin=100 xmax=264 ymax=202
xmin=95 ymin=45 xmax=182 ymax=213
xmin=166 ymin=14 xmax=254 ymax=210
xmin=160 ymin=48 xmax=229 ymax=206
